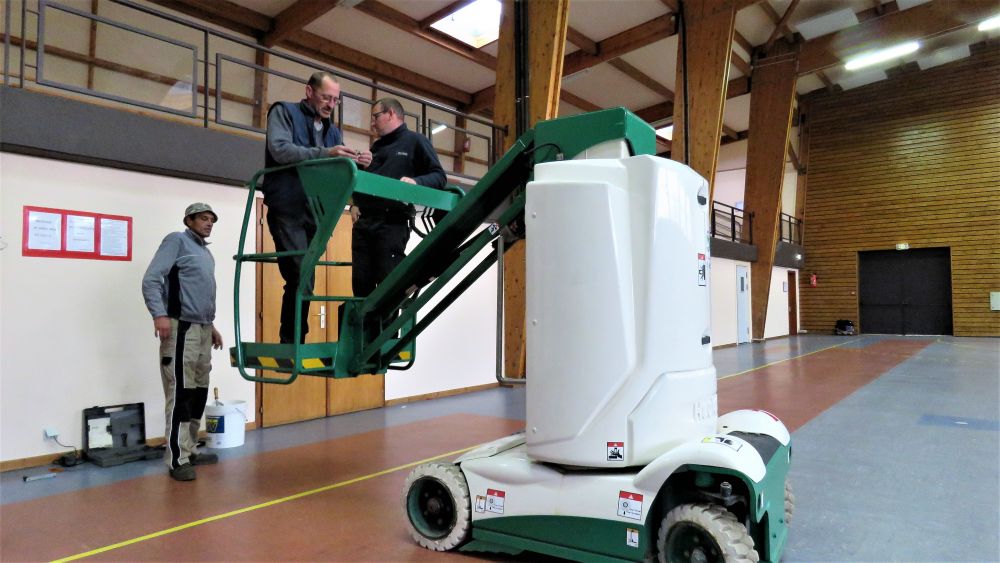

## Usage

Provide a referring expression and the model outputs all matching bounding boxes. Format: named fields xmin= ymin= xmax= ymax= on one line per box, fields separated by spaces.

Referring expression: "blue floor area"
xmin=785 ymin=336 xmax=1000 ymax=562
xmin=3 ymin=335 xmax=998 ymax=562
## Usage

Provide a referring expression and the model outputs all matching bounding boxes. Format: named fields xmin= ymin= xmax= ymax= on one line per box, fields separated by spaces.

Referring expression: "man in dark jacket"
xmin=351 ymin=97 xmax=445 ymax=297
xmin=263 ymin=71 xmax=371 ymax=343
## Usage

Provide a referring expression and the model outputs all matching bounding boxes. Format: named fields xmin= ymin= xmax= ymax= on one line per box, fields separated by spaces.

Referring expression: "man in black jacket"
xmin=263 ymin=71 xmax=371 ymax=343
xmin=351 ymin=97 xmax=445 ymax=297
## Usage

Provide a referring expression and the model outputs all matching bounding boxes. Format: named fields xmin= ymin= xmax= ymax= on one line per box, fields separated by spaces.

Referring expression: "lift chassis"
xmin=230 ymin=108 xmax=791 ymax=562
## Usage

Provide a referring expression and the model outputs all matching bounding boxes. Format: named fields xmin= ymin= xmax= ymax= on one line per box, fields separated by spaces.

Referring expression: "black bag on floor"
xmin=834 ymin=319 xmax=855 ymax=335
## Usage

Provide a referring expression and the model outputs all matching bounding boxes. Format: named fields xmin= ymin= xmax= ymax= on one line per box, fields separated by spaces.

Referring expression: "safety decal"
xmin=475 ymin=495 xmax=487 ymax=513
xmin=697 ymin=253 xmax=707 ymax=286
xmin=617 ymin=491 xmax=643 ymax=520
xmin=607 ymin=441 xmax=624 ymax=461
xmin=626 ymin=528 xmax=640 ymax=548
xmin=702 ymin=435 xmax=743 ymax=451
xmin=488 ymin=223 xmax=500 ymax=235
xmin=486 ymin=488 xmax=506 ymax=514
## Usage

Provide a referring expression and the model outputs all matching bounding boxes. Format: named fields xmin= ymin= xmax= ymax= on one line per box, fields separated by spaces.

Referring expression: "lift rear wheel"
xmin=402 ymin=462 xmax=471 ymax=551
xmin=656 ymin=503 xmax=758 ymax=563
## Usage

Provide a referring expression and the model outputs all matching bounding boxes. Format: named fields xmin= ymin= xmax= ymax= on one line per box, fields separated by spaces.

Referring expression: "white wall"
xmin=710 ymin=258 xmax=741 ymax=347
xmin=386 ymin=237 xmax=498 ymax=400
xmin=0 ymin=153 xmax=256 ymax=462
xmin=764 ymin=267 xmax=797 ymax=339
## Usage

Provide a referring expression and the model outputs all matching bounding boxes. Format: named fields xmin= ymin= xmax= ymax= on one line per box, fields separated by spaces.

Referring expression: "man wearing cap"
xmin=264 ymin=71 xmax=371 ymax=344
xmin=142 ymin=203 xmax=224 ymax=481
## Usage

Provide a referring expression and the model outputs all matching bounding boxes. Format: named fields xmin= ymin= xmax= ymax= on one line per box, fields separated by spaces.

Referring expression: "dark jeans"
xmin=351 ymin=216 xmax=410 ymax=298
xmin=266 ymin=208 xmax=316 ymax=344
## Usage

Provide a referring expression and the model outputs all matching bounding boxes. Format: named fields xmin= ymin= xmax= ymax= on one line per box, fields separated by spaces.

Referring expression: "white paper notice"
xmin=87 ymin=417 xmax=113 ymax=448
xmin=66 ymin=215 xmax=96 ymax=252
xmin=27 ymin=211 xmax=62 ymax=251
xmin=100 ymin=218 xmax=128 ymax=257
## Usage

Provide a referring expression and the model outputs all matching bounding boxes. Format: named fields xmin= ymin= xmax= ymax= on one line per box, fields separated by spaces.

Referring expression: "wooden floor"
xmin=2 ymin=336 xmax=997 ymax=562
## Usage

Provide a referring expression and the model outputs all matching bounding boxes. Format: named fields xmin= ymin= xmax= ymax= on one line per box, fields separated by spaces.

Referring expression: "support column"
xmin=744 ymin=42 xmax=798 ymax=340
xmin=252 ymin=51 xmax=269 ymax=129
xmin=671 ymin=0 xmax=735 ymax=202
xmin=494 ymin=0 xmax=569 ymax=379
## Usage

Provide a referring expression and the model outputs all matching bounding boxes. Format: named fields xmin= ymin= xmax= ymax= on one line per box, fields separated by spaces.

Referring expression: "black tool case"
xmin=83 ymin=403 xmax=163 ymax=467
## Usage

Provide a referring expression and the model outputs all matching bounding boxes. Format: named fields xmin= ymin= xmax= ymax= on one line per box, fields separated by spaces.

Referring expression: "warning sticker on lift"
xmin=617 ymin=491 xmax=643 ymax=520
xmin=626 ymin=528 xmax=640 ymax=548
xmin=698 ymin=253 xmax=707 ymax=286
xmin=702 ymin=435 xmax=743 ymax=452
xmin=475 ymin=495 xmax=487 ymax=513
xmin=607 ymin=441 xmax=624 ymax=461
xmin=486 ymin=489 xmax=506 ymax=514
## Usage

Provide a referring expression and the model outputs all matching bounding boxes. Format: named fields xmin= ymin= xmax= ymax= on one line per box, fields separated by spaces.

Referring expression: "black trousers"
xmin=351 ymin=216 xmax=410 ymax=298
xmin=266 ymin=208 xmax=316 ymax=344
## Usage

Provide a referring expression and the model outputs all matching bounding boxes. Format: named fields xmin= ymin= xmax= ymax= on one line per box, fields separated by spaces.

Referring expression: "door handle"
xmin=317 ymin=305 xmax=326 ymax=329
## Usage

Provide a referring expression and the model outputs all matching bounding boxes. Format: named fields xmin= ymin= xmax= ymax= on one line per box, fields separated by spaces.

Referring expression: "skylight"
xmin=430 ymin=0 xmax=502 ymax=49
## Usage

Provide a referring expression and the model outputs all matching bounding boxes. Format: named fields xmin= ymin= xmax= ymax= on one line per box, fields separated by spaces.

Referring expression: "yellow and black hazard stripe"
xmin=230 ymin=355 xmax=332 ymax=370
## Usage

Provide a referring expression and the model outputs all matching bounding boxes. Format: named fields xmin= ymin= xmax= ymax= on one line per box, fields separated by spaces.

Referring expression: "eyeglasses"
xmin=317 ymin=94 xmax=341 ymax=105
xmin=370 ymin=110 xmax=387 ymax=120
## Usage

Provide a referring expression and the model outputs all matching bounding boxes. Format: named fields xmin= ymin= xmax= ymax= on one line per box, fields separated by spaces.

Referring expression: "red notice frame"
xmin=22 ymin=206 xmax=133 ymax=261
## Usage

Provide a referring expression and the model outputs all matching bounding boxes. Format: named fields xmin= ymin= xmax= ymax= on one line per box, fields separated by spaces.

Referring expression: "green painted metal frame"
xmin=231 ymin=107 xmax=657 ymax=385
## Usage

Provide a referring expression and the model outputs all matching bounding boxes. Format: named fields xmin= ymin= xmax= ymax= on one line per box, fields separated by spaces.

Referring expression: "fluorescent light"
xmin=431 ymin=124 xmax=448 ymax=135
xmin=430 ymin=0 xmax=501 ymax=48
xmin=844 ymin=41 xmax=920 ymax=70
xmin=655 ymin=125 xmax=674 ymax=140
xmin=979 ymin=14 xmax=1000 ymax=31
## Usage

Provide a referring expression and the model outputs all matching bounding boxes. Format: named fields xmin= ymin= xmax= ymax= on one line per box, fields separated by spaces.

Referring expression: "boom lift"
xmin=230 ymin=108 xmax=791 ymax=562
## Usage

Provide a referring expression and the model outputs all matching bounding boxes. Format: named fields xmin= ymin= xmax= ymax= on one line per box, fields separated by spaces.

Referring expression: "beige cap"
xmin=184 ymin=202 xmax=218 ymax=222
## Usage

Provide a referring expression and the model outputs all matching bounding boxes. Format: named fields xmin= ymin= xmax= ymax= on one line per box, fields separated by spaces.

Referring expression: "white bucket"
xmin=204 ymin=400 xmax=247 ymax=448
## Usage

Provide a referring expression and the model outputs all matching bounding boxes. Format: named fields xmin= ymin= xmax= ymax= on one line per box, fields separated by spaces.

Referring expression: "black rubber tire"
xmin=656 ymin=503 xmax=759 ymax=563
xmin=402 ymin=462 xmax=472 ymax=551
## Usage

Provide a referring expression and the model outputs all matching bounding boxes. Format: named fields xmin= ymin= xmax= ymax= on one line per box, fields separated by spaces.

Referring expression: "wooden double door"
xmin=256 ymin=201 xmax=384 ymax=427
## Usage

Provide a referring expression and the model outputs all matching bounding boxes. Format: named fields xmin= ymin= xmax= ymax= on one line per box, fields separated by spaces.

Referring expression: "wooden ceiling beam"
xmin=857 ymin=0 xmax=899 ymax=22
xmin=147 ymin=0 xmax=270 ymax=37
xmin=608 ymin=58 xmax=674 ymax=98
xmin=150 ymin=0 xmax=476 ymax=108
xmin=418 ymin=0 xmax=477 ymax=28
xmin=798 ymin=0 xmax=995 ymax=75
xmin=263 ymin=0 xmax=341 ymax=47
xmin=285 ymin=30 xmax=473 ymax=105
xmin=733 ymin=30 xmax=753 ymax=54
xmin=563 ymin=14 xmax=676 ymax=76
xmin=634 ymin=75 xmax=749 ymax=124
xmin=659 ymin=0 xmax=679 ymax=13
xmin=815 ymin=69 xmax=835 ymax=91
xmin=758 ymin=0 xmax=795 ymax=44
xmin=763 ymin=0 xmax=800 ymax=52
xmin=566 ymin=26 xmax=599 ymax=56
xmin=560 ymin=90 xmax=602 ymax=112
xmin=354 ymin=0 xmax=497 ymax=70
xmin=730 ymin=52 xmax=751 ymax=75
xmin=470 ymin=13 xmax=677 ymax=113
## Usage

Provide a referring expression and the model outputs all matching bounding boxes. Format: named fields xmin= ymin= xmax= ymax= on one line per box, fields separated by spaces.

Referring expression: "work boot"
xmin=190 ymin=452 xmax=218 ymax=465
xmin=170 ymin=463 xmax=196 ymax=481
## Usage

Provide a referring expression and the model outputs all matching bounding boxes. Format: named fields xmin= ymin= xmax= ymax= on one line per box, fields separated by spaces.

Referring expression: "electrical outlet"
xmin=44 ymin=427 xmax=59 ymax=439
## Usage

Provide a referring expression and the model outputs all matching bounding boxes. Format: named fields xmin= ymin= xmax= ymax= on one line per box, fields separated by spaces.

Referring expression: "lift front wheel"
xmin=656 ymin=503 xmax=759 ymax=563
xmin=402 ymin=462 xmax=472 ymax=551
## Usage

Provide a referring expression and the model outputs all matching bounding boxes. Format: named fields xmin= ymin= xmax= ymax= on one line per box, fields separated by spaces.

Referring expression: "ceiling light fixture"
xmin=431 ymin=124 xmax=448 ymax=135
xmin=978 ymin=14 xmax=1000 ymax=31
xmin=844 ymin=41 xmax=920 ymax=70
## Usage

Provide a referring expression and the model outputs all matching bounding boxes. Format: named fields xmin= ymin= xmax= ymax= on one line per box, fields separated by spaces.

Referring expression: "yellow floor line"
xmin=717 ymin=338 xmax=860 ymax=381
xmin=53 ymin=443 xmax=481 ymax=562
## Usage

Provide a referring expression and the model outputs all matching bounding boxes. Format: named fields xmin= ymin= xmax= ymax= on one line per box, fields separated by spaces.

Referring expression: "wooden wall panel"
xmin=800 ymin=44 xmax=1000 ymax=336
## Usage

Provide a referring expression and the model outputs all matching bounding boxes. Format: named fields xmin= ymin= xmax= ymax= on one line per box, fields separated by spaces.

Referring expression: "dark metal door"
xmin=858 ymin=248 xmax=953 ymax=335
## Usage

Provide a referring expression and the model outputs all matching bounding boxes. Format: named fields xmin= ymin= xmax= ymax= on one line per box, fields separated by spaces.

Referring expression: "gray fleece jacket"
xmin=141 ymin=229 xmax=216 ymax=324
